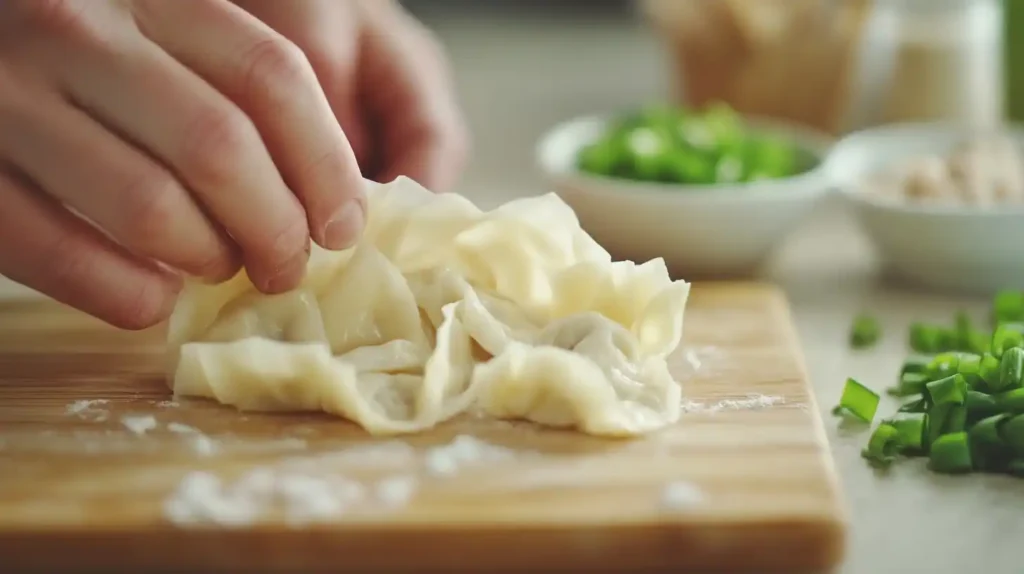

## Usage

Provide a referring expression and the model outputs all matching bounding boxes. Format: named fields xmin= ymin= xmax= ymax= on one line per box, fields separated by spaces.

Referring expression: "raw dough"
xmin=167 ymin=177 xmax=691 ymax=437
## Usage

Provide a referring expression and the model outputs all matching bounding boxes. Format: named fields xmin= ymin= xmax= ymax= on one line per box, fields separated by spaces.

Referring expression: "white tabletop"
xmin=1 ymin=7 xmax=1021 ymax=574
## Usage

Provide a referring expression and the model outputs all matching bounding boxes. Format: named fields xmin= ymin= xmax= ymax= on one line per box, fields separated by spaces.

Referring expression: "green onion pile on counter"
xmin=836 ymin=290 xmax=1024 ymax=476
xmin=576 ymin=102 xmax=809 ymax=185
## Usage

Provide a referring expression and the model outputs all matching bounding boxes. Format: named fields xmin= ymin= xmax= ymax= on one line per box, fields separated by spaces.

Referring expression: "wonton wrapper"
xmin=167 ymin=177 xmax=691 ymax=437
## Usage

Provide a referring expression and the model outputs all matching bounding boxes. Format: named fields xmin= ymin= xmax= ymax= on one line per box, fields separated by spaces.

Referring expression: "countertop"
xmin=1 ymin=5 xmax=1021 ymax=574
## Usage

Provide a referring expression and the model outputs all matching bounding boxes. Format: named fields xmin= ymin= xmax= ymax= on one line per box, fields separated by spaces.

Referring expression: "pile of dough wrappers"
xmin=167 ymin=177 xmax=691 ymax=437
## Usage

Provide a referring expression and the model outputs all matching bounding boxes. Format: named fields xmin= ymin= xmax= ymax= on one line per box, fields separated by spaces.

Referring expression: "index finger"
xmin=132 ymin=0 xmax=367 ymax=250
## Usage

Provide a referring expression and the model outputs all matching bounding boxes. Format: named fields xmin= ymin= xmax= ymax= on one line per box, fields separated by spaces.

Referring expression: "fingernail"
xmin=262 ymin=252 xmax=308 ymax=294
xmin=322 ymin=199 xmax=365 ymax=250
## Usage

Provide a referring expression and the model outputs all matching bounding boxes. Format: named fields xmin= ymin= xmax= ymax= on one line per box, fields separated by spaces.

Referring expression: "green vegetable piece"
xmin=836 ymin=378 xmax=880 ymax=422
xmin=850 ymin=313 xmax=881 ymax=349
xmin=965 ymin=390 xmax=1000 ymax=418
xmin=1000 ymin=415 xmax=1024 ymax=452
xmin=713 ymin=153 xmax=745 ymax=183
xmin=993 ymin=291 xmax=1024 ymax=325
xmin=945 ymin=404 xmax=968 ymax=434
xmin=900 ymin=356 xmax=930 ymax=376
xmin=956 ymin=353 xmax=983 ymax=388
xmin=663 ymin=149 xmax=716 ymax=184
xmin=862 ymin=423 xmax=900 ymax=466
xmin=898 ymin=397 xmax=927 ymax=413
xmin=927 ymin=403 xmax=952 ymax=447
xmin=966 ymin=330 xmax=992 ymax=355
xmin=925 ymin=374 xmax=967 ymax=406
xmin=1006 ymin=459 xmax=1024 ymax=477
xmin=994 ymin=387 xmax=1024 ymax=413
xmin=886 ymin=412 xmax=926 ymax=451
xmin=928 ymin=432 xmax=973 ymax=473
xmin=577 ymin=141 xmax=620 ymax=176
xmin=979 ymin=354 xmax=1002 ymax=387
xmin=999 ymin=347 xmax=1024 ymax=390
xmin=701 ymin=101 xmax=745 ymax=150
xmin=744 ymin=135 xmax=797 ymax=179
xmin=991 ymin=324 xmax=1024 ymax=358
xmin=909 ymin=323 xmax=944 ymax=354
xmin=970 ymin=413 xmax=1010 ymax=447
xmin=888 ymin=372 xmax=928 ymax=397
xmin=954 ymin=310 xmax=972 ymax=339
xmin=926 ymin=353 xmax=961 ymax=379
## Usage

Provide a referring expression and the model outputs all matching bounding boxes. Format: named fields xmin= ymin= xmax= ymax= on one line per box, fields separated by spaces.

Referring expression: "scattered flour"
xmin=121 ymin=415 xmax=158 ymax=435
xmin=374 ymin=475 xmax=418 ymax=508
xmin=681 ymin=394 xmax=785 ymax=414
xmin=65 ymin=399 xmax=109 ymax=422
xmin=660 ymin=481 xmax=705 ymax=510
xmin=164 ymin=435 xmax=516 ymax=527
xmin=167 ymin=422 xmax=200 ymax=434
xmin=190 ymin=435 xmax=219 ymax=457
xmin=423 ymin=434 xmax=516 ymax=477
xmin=155 ymin=400 xmax=180 ymax=408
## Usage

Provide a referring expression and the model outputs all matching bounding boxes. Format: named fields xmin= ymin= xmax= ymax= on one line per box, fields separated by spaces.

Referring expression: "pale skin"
xmin=0 ymin=0 xmax=468 ymax=329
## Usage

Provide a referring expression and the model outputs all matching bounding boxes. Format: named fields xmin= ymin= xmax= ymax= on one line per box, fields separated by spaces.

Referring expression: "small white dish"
xmin=824 ymin=122 xmax=1024 ymax=296
xmin=535 ymin=114 xmax=835 ymax=278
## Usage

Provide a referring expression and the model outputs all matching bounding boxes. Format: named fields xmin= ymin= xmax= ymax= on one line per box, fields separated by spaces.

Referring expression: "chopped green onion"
xmin=1000 ymin=415 xmax=1024 ymax=452
xmin=862 ymin=423 xmax=900 ymax=466
xmin=999 ymin=347 xmax=1024 ymax=390
xmin=1007 ymin=459 xmax=1024 ymax=477
xmin=925 ymin=374 xmax=967 ymax=406
xmin=898 ymin=397 xmax=927 ymax=413
xmin=835 ymin=378 xmax=880 ymax=422
xmin=969 ymin=413 xmax=1009 ymax=447
xmin=926 ymin=353 xmax=961 ymax=379
xmin=927 ymin=404 xmax=952 ymax=447
xmin=850 ymin=313 xmax=881 ymax=349
xmin=979 ymin=354 xmax=1002 ymax=388
xmin=909 ymin=323 xmax=945 ymax=354
xmin=900 ymin=356 xmax=930 ymax=376
xmin=993 ymin=291 xmax=1024 ymax=325
xmin=966 ymin=330 xmax=992 ymax=355
xmin=928 ymin=432 xmax=973 ymax=473
xmin=991 ymin=324 xmax=1024 ymax=358
xmin=885 ymin=412 xmax=926 ymax=451
xmin=887 ymin=372 xmax=929 ymax=397
xmin=955 ymin=353 xmax=983 ymax=388
xmin=965 ymin=390 xmax=1000 ymax=419
xmin=945 ymin=404 xmax=968 ymax=433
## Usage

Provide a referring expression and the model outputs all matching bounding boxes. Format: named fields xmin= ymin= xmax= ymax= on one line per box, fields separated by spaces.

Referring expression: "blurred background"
xmin=395 ymin=0 xmax=1022 ymax=294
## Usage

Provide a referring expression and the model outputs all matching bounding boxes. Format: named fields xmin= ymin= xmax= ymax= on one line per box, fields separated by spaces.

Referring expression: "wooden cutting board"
xmin=0 ymin=282 xmax=845 ymax=573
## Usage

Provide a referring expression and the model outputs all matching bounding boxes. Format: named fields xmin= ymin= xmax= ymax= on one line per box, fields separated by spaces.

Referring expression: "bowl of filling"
xmin=536 ymin=103 xmax=834 ymax=278
xmin=826 ymin=122 xmax=1024 ymax=295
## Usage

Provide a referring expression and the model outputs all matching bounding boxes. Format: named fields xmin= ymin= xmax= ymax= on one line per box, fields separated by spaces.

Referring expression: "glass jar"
xmin=877 ymin=0 xmax=1004 ymax=128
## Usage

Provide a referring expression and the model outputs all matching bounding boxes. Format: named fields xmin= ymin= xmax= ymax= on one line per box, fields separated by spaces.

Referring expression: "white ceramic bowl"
xmin=535 ymin=114 xmax=834 ymax=278
xmin=824 ymin=122 xmax=1024 ymax=295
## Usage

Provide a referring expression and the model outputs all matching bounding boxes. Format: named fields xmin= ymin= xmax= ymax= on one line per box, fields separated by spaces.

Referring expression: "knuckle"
xmin=180 ymin=107 xmax=254 ymax=186
xmin=239 ymin=36 xmax=315 ymax=107
xmin=6 ymin=0 xmax=90 ymax=37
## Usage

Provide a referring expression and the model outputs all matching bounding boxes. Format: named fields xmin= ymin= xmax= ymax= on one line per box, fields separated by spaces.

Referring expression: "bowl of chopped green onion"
xmin=826 ymin=122 xmax=1024 ymax=295
xmin=536 ymin=103 xmax=833 ymax=277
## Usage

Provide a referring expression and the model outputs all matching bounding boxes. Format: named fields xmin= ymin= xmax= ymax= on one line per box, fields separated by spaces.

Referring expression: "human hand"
xmin=230 ymin=0 xmax=468 ymax=191
xmin=0 ymin=0 xmax=369 ymax=329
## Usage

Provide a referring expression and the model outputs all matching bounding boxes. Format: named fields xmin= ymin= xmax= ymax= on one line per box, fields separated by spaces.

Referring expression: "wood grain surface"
xmin=0 ymin=282 xmax=846 ymax=573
